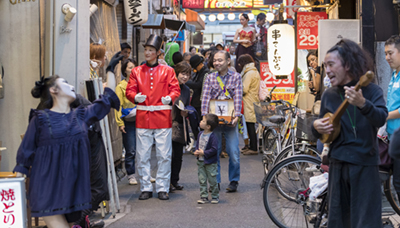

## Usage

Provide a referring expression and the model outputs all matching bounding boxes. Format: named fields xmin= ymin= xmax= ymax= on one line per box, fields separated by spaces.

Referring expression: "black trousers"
xmin=171 ymin=141 xmax=184 ymax=186
xmin=193 ymin=106 xmax=201 ymax=140
xmin=246 ymin=122 xmax=257 ymax=151
xmin=328 ymin=159 xmax=381 ymax=228
xmin=392 ymin=158 xmax=400 ymax=199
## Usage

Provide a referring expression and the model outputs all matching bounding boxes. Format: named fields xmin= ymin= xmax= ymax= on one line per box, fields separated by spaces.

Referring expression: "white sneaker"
xmin=128 ymin=176 xmax=138 ymax=185
xmin=150 ymin=177 xmax=156 ymax=183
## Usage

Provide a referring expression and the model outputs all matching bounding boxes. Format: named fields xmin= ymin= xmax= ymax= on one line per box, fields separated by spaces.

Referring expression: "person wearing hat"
xmin=186 ymin=54 xmax=210 ymax=139
xmin=126 ymin=34 xmax=181 ymax=200
xmin=216 ymin=43 xmax=224 ymax=51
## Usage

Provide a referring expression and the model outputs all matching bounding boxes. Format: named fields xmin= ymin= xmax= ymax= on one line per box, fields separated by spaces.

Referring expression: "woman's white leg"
xmin=42 ymin=214 xmax=69 ymax=228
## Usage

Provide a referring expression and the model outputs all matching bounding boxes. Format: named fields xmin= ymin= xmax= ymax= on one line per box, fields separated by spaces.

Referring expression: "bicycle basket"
xmin=296 ymin=112 xmax=318 ymax=142
xmin=253 ymin=102 xmax=286 ymax=128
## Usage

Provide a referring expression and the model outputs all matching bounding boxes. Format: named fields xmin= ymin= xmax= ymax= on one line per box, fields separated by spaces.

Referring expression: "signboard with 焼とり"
xmin=0 ymin=177 xmax=27 ymax=228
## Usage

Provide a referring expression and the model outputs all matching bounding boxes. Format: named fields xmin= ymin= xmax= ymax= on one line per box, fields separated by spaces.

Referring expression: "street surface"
xmin=105 ymin=150 xmax=275 ymax=228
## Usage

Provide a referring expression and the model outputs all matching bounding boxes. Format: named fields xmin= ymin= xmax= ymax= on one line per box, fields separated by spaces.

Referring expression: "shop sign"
xmin=260 ymin=61 xmax=295 ymax=103
xmin=286 ymin=0 xmax=297 ymax=19
xmin=0 ymin=178 xmax=26 ymax=228
xmin=297 ymin=12 xmax=327 ymax=49
xmin=182 ymin=0 xmax=252 ymax=8
xmin=267 ymin=23 xmax=295 ymax=76
xmin=124 ymin=0 xmax=149 ymax=25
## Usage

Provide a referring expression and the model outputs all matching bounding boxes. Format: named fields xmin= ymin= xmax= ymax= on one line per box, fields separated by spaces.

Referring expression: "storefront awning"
xmin=165 ymin=19 xmax=196 ymax=33
xmin=142 ymin=14 xmax=166 ymax=29
xmin=185 ymin=9 xmax=206 ymax=31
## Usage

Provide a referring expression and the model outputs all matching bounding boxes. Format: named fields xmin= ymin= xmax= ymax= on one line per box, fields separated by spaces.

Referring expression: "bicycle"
xmin=254 ymin=97 xmax=320 ymax=175
xmin=262 ymin=155 xmax=400 ymax=228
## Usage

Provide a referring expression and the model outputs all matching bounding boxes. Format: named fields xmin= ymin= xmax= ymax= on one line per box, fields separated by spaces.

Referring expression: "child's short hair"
xmin=205 ymin=114 xmax=219 ymax=131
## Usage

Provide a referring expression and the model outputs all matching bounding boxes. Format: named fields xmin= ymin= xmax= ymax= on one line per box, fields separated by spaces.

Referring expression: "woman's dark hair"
xmin=189 ymin=46 xmax=196 ymax=53
xmin=32 ymin=75 xmax=60 ymax=110
xmin=237 ymin=54 xmax=255 ymax=68
xmin=121 ymin=58 xmax=137 ymax=78
xmin=326 ymin=39 xmax=374 ymax=81
xmin=241 ymin=13 xmax=249 ymax=21
xmin=173 ymin=52 xmax=183 ymax=65
xmin=174 ymin=61 xmax=192 ymax=77
xmin=120 ymin=42 xmax=131 ymax=51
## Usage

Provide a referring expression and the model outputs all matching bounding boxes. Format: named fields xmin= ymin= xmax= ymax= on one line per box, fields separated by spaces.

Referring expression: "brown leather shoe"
xmin=242 ymin=149 xmax=258 ymax=155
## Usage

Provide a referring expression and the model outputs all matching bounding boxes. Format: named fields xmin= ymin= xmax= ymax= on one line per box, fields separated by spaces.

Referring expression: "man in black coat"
xmin=187 ymin=55 xmax=210 ymax=139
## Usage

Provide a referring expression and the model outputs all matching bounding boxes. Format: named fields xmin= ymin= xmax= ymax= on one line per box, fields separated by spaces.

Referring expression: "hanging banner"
xmin=259 ymin=61 xmax=295 ymax=103
xmin=124 ymin=0 xmax=149 ymax=25
xmin=297 ymin=12 xmax=327 ymax=50
xmin=182 ymin=0 xmax=205 ymax=8
xmin=286 ymin=0 xmax=297 ymax=19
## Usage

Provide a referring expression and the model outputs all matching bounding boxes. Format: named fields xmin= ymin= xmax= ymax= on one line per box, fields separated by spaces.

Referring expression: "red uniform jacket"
xmin=126 ymin=64 xmax=180 ymax=129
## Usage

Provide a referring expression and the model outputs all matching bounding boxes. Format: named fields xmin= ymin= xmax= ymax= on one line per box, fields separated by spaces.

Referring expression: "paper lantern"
xmin=199 ymin=14 xmax=206 ymax=21
xmin=248 ymin=13 xmax=254 ymax=21
xmin=228 ymin=13 xmax=235 ymax=20
xmin=209 ymin=14 xmax=216 ymax=22
xmin=267 ymin=24 xmax=295 ymax=76
xmin=217 ymin=13 xmax=225 ymax=21
xmin=266 ymin=12 xmax=274 ymax=23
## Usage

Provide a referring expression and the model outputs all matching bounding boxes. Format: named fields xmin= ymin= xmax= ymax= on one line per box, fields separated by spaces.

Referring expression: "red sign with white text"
xmin=182 ymin=0 xmax=204 ymax=8
xmin=297 ymin=12 xmax=327 ymax=49
xmin=260 ymin=61 xmax=295 ymax=102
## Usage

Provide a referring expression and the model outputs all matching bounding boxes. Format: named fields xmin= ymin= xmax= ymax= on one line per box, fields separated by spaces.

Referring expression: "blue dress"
xmin=13 ymin=88 xmax=119 ymax=217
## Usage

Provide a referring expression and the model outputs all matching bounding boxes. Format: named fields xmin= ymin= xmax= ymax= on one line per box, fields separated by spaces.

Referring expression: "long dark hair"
xmin=121 ymin=58 xmax=137 ymax=79
xmin=326 ymin=39 xmax=374 ymax=81
xmin=32 ymin=75 xmax=60 ymax=110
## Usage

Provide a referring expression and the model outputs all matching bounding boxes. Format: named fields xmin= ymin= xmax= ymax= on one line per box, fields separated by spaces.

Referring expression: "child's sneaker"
xmin=197 ymin=197 xmax=208 ymax=204
xmin=211 ymin=197 xmax=219 ymax=204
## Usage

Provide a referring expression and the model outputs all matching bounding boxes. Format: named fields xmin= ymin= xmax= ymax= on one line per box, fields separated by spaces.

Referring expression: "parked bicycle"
xmin=261 ymin=155 xmax=400 ymax=228
xmin=254 ymin=95 xmax=320 ymax=175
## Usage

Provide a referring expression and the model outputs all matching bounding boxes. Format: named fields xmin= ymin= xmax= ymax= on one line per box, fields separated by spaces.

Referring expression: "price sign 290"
xmin=297 ymin=12 xmax=327 ymax=49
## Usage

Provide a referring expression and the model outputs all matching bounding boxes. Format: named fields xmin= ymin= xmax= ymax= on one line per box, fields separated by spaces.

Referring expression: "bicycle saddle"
xmin=269 ymin=115 xmax=285 ymax=124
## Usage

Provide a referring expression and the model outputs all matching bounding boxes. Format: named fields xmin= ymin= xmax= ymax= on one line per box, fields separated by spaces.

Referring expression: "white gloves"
xmin=135 ymin=92 xmax=146 ymax=103
xmin=161 ymin=96 xmax=172 ymax=105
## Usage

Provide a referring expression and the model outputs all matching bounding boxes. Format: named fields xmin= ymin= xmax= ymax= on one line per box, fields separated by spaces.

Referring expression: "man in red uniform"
xmin=126 ymin=35 xmax=180 ymax=200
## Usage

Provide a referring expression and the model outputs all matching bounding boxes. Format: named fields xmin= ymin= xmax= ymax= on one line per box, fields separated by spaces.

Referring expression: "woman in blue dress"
xmin=13 ymin=75 xmax=119 ymax=228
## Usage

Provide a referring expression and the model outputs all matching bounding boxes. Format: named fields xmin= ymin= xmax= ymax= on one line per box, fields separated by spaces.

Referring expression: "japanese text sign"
xmin=297 ymin=12 xmax=327 ymax=49
xmin=0 ymin=178 xmax=26 ymax=228
xmin=124 ymin=0 xmax=148 ymax=25
xmin=259 ymin=61 xmax=295 ymax=103
xmin=267 ymin=24 xmax=295 ymax=76
xmin=183 ymin=0 xmax=252 ymax=8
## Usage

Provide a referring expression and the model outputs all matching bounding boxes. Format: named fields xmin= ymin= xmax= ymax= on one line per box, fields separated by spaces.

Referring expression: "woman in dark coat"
xmin=170 ymin=62 xmax=192 ymax=191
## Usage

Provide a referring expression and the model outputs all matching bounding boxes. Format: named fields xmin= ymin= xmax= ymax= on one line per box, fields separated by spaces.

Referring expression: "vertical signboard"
xmin=297 ymin=12 xmax=327 ymax=50
xmin=0 ymin=178 xmax=27 ymax=228
xmin=259 ymin=61 xmax=295 ymax=103
xmin=124 ymin=0 xmax=149 ymax=25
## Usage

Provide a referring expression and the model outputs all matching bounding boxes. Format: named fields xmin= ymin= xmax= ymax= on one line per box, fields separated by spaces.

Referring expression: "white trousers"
xmin=136 ymin=128 xmax=172 ymax=193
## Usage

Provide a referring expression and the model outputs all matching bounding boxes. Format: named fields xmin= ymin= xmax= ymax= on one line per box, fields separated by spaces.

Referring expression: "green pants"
xmin=197 ymin=160 xmax=219 ymax=199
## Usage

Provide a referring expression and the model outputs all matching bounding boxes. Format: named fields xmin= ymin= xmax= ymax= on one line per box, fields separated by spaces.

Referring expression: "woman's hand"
xmin=16 ymin=172 xmax=24 ymax=177
xmin=313 ymin=117 xmax=333 ymax=135
xmin=119 ymin=126 xmax=126 ymax=134
xmin=308 ymin=81 xmax=314 ymax=89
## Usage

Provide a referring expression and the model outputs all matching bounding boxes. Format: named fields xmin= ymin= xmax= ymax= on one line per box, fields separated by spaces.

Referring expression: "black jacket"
xmin=186 ymin=66 xmax=210 ymax=108
xmin=311 ymin=81 xmax=388 ymax=165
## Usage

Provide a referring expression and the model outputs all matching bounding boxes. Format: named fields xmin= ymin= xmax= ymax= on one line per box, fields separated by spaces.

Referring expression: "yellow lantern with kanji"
xmin=267 ymin=24 xmax=295 ymax=77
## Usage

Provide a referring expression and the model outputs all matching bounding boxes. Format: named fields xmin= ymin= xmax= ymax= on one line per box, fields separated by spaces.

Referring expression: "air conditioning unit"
xmin=318 ymin=19 xmax=360 ymax=66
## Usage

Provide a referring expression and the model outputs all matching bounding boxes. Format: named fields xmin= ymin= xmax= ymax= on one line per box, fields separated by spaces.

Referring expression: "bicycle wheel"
xmin=384 ymin=174 xmax=400 ymax=216
xmin=274 ymin=144 xmax=320 ymax=166
xmin=262 ymin=128 xmax=278 ymax=175
xmin=263 ymin=155 xmax=327 ymax=228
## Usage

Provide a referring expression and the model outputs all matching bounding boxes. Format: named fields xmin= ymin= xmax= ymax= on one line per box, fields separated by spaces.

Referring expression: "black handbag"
xmin=379 ymin=138 xmax=392 ymax=171
xmin=172 ymin=121 xmax=186 ymax=144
